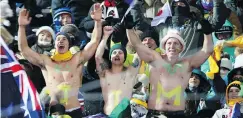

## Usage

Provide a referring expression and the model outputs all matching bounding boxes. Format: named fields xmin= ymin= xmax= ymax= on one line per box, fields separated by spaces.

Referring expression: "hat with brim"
xmin=160 ymin=30 xmax=185 ymax=53
xmin=227 ymin=67 xmax=243 ymax=83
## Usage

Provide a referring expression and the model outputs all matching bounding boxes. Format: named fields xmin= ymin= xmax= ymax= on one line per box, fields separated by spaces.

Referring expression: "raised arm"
xmin=126 ymin=29 xmax=157 ymax=63
xmin=18 ymin=9 xmax=45 ymax=67
xmin=188 ymin=20 xmax=214 ymax=69
xmin=95 ymin=26 xmax=113 ymax=77
xmin=81 ymin=3 xmax=102 ymax=63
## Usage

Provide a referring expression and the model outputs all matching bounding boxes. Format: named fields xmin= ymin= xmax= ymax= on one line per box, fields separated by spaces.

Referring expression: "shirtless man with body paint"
xmin=95 ymin=26 xmax=140 ymax=116
xmin=18 ymin=4 xmax=102 ymax=117
xmin=126 ymin=21 xmax=213 ymax=117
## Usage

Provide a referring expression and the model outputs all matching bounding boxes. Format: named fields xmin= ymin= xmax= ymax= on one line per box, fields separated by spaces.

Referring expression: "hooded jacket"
xmin=185 ymin=69 xmax=212 ymax=116
xmin=201 ymin=20 xmax=235 ymax=74
xmin=52 ymin=0 xmax=94 ymax=27
xmin=52 ymin=7 xmax=74 ymax=33
xmin=213 ymin=81 xmax=243 ymax=118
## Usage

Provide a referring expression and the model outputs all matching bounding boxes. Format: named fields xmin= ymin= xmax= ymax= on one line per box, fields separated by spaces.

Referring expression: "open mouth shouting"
xmin=114 ymin=56 xmax=121 ymax=61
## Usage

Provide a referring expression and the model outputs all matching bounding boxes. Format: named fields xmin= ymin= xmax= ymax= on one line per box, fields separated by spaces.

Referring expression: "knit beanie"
xmin=109 ymin=44 xmax=127 ymax=62
xmin=140 ymin=29 xmax=159 ymax=47
xmin=55 ymin=32 xmax=72 ymax=48
xmin=220 ymin=58 xmax=233 ymax=70
xmin=53 ymin=7 xmax=72 ymax=19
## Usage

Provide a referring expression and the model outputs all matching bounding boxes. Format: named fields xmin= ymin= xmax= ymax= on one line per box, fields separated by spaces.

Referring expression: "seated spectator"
xmin=31 ymin=26 xmax=55 ymax=55
xmin=53 ymin=7 xmax=74 ymax=33
xmin=60 ymin=24 xmax=87 ymax=49
xmin=51 ymin=0 xmax=94 ymax=27
xmin=213 ymin=81 xmax=243 ymax=118
xmin=185 ymin=69 xmax=211 ymax=117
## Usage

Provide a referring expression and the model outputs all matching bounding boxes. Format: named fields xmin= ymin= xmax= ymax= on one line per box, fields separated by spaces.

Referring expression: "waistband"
xmin=66 ymin=107 xmax=81 ymax=112
xmin=148 ymin=109 xmax=185 ymax=115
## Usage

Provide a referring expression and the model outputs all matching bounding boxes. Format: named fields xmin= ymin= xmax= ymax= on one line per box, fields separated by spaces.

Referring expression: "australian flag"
xmin=0 ymin=36 xmax=45 ymax=118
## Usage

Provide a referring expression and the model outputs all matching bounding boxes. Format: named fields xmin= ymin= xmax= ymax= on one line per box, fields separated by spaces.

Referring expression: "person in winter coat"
xmin=52 ymin=7 xmax=74 ymax=33
xmin=51 ymin=0 xmax=94 ymax=27
xmin=201 ymin=20 xmax=238 ymax=74
xmin=30 ymin=26 xmax=55 ymax=55
xmin=60 ymin=24 xmax=88 ymax=49
xmin=185 ymin=69 xmax=217 ymax=118
xmin=224 ymin=54 xmax=243 ymax=93
xmin=213 ymin=81 xmax=243 ymax=118
xmin=80 ymin=0 xmax=129 ymax=45
xmin=224 ymin=0 xmax=243 ymax=31
xmin=154 ymin=0 xmax=227 ymax=58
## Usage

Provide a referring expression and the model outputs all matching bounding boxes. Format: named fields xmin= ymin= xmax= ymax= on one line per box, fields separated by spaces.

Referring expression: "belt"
xmin=148 ymin=109 xmax=185 ymax=115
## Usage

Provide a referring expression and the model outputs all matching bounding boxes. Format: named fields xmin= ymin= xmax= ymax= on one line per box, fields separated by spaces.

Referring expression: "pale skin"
xmin=127 ymin=29 xmax=213 ymax=111
xmin=18 ymin=5 xmax=102 ymax=110
xmin=95 ymin=26 xmax=140 ymax=115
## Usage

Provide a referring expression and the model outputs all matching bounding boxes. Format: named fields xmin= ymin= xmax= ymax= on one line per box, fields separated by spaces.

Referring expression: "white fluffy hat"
xmin=220 ymin=58 xmax=233 ymax=70
xmin=36 ymin=26 xmax=55 ymax=40
xmin=160 ymin=29 xmax=185 ymax=52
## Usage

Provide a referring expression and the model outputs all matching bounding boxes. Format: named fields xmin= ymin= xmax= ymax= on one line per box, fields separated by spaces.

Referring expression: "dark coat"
xmin=52 ymin=0 xmax=94 ymax=26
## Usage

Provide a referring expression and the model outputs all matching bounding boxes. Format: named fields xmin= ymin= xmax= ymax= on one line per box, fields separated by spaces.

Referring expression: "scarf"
xmin=51 ymin=51 xmax=73 ymax=62
xmin=50 ymin=46 xmax=80 ymax=62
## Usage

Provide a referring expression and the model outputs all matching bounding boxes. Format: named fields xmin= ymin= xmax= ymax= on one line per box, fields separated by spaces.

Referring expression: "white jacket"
xmin=212 ymin=108 xmax=231 ymax=118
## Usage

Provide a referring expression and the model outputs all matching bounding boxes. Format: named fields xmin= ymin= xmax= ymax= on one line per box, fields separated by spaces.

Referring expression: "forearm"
xmin=95 ymin=35 xmax=109 ymax=58
xmin=202 ymin=34 xmax=214 ymax=54
xmin=18 ymin=26 xmax=29 ymax=52
xmin=91 ymin=21 xmax=102 ymax=43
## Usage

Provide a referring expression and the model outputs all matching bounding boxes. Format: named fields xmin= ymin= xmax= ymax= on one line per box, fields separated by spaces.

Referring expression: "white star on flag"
xmin=151 ymin=0 xmax=172 ymax=26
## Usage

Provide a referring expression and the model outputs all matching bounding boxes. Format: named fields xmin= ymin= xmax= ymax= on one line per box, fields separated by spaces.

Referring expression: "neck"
xmin=111 ymin=64 xmax=124 ymax=74
xmin=166 ymin=55 xmax=179 ymax=65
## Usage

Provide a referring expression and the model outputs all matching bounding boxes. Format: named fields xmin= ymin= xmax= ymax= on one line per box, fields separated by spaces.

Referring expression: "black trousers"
xmin=146 ymin=109 xmax=186 ymax=118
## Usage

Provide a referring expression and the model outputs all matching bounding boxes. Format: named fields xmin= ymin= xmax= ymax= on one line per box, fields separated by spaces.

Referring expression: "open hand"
xmin=18 ymin=9 xmax=32 ymax=26
xmin=91 ymin=3 xmax=102 ymax=21
xmin=103 ymin=26 xmax=114 ymax=36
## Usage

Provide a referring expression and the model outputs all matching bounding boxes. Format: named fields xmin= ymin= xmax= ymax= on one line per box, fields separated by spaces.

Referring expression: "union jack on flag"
xmin=0 ymin=36 xmax=45 ymax=118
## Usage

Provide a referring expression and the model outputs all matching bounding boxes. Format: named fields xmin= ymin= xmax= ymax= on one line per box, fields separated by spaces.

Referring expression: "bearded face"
xmin=37 ymin=30 xmax=53 ymax=48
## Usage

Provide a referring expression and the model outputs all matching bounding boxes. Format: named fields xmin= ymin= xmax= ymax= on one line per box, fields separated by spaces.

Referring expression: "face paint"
xmin=156 ymin=82 xmax=182 ymax=106
xmin=162 ymin=63 xmax=183 ymax=74
xmin=55 ymin=64 xmax=71 ymax=73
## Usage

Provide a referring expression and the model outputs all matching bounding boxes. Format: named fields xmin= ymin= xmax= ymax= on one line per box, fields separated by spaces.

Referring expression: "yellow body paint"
xmin=57 ymin=84 xmax=71 ymax=104
xmin=110 ymin=90 xmax=122 ymax=108
xmin=156 ymin=82 xmax=182 ymax=106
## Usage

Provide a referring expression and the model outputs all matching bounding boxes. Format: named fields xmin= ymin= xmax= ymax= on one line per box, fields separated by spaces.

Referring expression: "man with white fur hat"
xmin=127 ymin=19 xmax=214 ymax=117
xmin=31 ymin=26 xmax=55 ymax=55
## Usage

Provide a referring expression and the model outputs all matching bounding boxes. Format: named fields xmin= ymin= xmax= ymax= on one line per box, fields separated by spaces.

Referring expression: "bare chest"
xmin=44 ymin=59 xmax=82 ymax=84
xmin=101 ymin=71 xmax=136 ymax=91
xmin=150 ymin=62 xmax=191 ymax=87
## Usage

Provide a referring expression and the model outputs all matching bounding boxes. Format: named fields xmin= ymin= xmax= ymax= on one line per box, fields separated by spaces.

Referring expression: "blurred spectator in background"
xmin=31 ymin=26 xmax=55 ymax=55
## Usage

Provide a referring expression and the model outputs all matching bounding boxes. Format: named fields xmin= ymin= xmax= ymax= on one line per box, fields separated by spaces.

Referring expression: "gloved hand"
xmin=123 ymin=13 xmax=135 ymax=29
xmin=199 ymin=19 xmax=213 ymax=35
